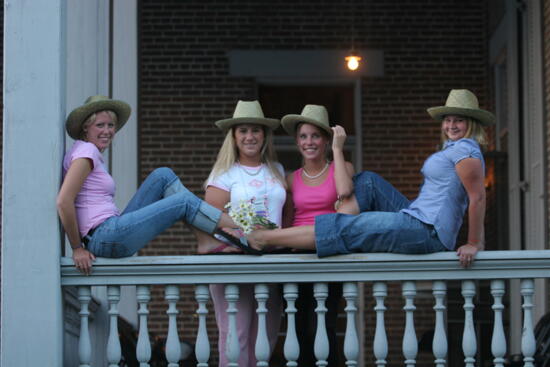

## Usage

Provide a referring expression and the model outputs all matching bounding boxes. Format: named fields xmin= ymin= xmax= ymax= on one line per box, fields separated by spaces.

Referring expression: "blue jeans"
xmin=315 ymin=171 xmax=446 ymax=257
xmin=85 ymin=167 xmax=221 ymax=258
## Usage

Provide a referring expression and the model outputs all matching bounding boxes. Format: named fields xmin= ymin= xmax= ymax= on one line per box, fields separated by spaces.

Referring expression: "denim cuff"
xmin=192 ymin=201 xmax=222 ymax=234
xmin=314 ymin=213 xmax=347 ymax=258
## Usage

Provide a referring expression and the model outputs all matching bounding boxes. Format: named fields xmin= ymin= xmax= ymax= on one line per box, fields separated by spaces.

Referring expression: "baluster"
xmin=402 ymin=281 xmax=417 ymax=367
xmin=432 ymin=281 xmax=447 ymax=367
xmin=314 ymin=282 xmax=329 ymax=367
xmin=373 ymin=282 xmax=388 ymax=367
xmin=195 ymin=285 xmax=210 ymax=367
xmin=165 ymin=285 xmax=181 ymax=367
xmin=491 ymin=280 xmax=506 ymax=367
xmin=225 ymin=284 xmax=240 ymax=367
xmin=107 ymin=286 xmax=122 ymax=367
xmin=461 ymin=280 xmax=477 ymax=367
xmin=521 ymin=279 xmax=536 ymax=367
xmin=78 ymin=286 xmax=92 ymax=367
xmin=136 ymin=285 xmax=151 ymax=367
xmin=255 ymin=284 xmax=270 ymax=367
xmin=343 ymin=282 xmax=359 ymax=367
xmin=283 ymin=283 xmax=299 ymax=367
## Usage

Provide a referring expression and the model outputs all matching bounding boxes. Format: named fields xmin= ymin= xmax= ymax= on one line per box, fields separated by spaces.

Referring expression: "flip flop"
xmin=214 ymin=229 xmax=264 ymax=255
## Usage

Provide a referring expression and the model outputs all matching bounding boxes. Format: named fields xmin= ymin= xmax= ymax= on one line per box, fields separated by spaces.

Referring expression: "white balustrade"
xmin=521 ymin=279 xmax=536 ymax=367
xmin=343 ymin=282 xmax=359 ymax=367
xmin=432 ymin=281 xmax=447 ymax=367
xmin=461 ymin=280 xmax=477 ymax=367
xmin=77 ymin=286 xmax=92 ymax=367
xmin=136 ymin=285 xmax=151 ymax=367
xmin=283 ymin=283 xmax=299 ymax=367
xmin=165 ymin=285 xmax=181 ymax=367
xmin=402 ymin=281 xmax=417 ymax=367
xmin=60 ymin=251 xmax=550 ymax=367
xmin=255 ymin=284 xmax=270 ymax=367
xmin=373 ymin=282 xmax=388 ymax=367
xmin=225 ymin=284 xmax=240 ymax=367
xmin=107 ymin=286 xmax=122 ymax=367
xmin=490 ymin=280 xmax=506 ymax=367
xmin=314 ymin=282 xmax=329 ymax=367
xmin=195 ymin=285 xmax=210 ymax=367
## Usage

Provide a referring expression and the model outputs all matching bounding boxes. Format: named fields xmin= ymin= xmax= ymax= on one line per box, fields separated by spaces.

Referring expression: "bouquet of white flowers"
xmin=224 ymin=199 xmax=278 ymax=234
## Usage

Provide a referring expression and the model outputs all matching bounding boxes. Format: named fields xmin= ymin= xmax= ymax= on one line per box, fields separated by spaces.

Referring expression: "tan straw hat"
xmin=427 ymin=89 xmax=495 ymax=126
xmin=281 ymin=104 xmax=333 ymax=136
xmin=215 ymin=100 xmax=279 ymax=131
xmin=66 ymin=95 xmax=131 ymax=139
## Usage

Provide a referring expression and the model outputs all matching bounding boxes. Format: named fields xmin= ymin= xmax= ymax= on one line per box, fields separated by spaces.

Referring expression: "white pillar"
xmin=1 ymin=1 xmax=66 ymax=365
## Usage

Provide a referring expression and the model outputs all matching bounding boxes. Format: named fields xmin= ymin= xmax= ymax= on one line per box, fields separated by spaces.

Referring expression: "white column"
xmin=1 ymin=1 xmax=66 ymax=366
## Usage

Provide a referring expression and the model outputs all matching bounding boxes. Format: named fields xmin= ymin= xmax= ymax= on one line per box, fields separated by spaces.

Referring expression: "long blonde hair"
xmin=205 ymin=125 xmax=286 ymax=189
xmin=440 ymin=117 xmax=488 ymax=150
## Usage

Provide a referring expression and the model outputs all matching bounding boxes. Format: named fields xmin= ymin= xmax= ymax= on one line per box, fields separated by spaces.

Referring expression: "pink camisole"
xmin=292 ymin=162 xmax=338 ymax=226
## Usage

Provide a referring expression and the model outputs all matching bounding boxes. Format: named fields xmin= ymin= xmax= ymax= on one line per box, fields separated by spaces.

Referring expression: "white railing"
xmin=60 ymin=250 xmax=550 ymax=367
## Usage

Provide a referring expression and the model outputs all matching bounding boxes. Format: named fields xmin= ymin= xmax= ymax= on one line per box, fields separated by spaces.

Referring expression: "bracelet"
xmin=71 ymin=244 xmax=83 ymax=250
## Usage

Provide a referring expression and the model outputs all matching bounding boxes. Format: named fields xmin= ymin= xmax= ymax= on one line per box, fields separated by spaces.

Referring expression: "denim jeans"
xmin=85 ymin=167 xmax=221 ymax=258
xmin=315 ymin=171 xmax=446 ymax=257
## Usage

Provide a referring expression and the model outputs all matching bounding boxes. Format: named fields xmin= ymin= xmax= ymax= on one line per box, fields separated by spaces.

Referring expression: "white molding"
xmin=61 ymin=250 xmax=550 ymax=285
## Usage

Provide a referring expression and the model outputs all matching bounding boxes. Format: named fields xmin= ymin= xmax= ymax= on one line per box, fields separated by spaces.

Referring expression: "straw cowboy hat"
xmin=427 ymin=89 xmax=495 ymax=126
xmin=281 ymin=104 xmax=333 ymax=136
xmin=66 ymin=95 xmax=131 ymax=139
xmin=215 ymin=100 xmax=279 ymax=131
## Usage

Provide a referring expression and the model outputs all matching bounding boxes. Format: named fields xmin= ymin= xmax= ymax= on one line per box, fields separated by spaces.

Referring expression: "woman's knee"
xmin=151 ymin=166 xmax=176 ymax=180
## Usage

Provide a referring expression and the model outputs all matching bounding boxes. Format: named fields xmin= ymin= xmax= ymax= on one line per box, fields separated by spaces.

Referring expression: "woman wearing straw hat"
xmin=197 ymin=100 xmax=286 ymax=367
xmin=279 ymin=104 xmax=355 ymax=366
xmin=57 ymin=95 xmax=237 ymax=275
xmin=225 ymin=89 xmax=492 ymax=268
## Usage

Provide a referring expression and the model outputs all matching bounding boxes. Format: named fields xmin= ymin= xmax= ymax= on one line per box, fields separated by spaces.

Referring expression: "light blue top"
xmin=401 ymin=138 xmax=484 ymax=250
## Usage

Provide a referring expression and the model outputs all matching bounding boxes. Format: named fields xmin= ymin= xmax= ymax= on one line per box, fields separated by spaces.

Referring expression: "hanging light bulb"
xmin=345 ymin=54 xmax=361 ymax=71
xmin=345 ymin=0 xmax=361 ymax=71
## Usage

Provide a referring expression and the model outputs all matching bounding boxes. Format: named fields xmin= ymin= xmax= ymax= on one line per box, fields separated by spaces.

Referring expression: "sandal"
xmin=214 ymin=229 xmax=264 ymax=255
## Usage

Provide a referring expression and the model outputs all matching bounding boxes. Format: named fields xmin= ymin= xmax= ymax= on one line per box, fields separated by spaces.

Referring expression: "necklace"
xmin=238 ymin=163 xmax=263 ymax=176
xmin=302 ymin=161 xmax=329 ymax=179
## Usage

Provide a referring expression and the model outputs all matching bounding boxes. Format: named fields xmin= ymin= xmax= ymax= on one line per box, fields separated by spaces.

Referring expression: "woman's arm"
xmin=56 ymin=158 xmax=96 ymax=274
xmin=282 ymin=173 xmax=295 ymax=228
xmin=455 ymin=157 xmax=486 ymax=268
xmin=332 ymin=125 xmax=355 ymax=200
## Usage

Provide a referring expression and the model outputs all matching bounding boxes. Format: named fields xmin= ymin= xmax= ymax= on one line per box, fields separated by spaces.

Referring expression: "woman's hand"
xmin=72 ymin=247 xmax=96 ymax=275
xmin=331 ymin=125 xmax=347 ymax=152
xmin=456 ymin=242 xmax=484 ymax=268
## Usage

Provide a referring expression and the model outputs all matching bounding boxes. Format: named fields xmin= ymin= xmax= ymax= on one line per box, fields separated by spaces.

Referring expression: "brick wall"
xmin=139 ymin=0 xmax=490 ymax=364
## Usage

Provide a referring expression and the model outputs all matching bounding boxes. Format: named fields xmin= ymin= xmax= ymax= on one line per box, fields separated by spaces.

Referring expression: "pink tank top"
xmin=292 ymin=162 xmax=338 ymax=226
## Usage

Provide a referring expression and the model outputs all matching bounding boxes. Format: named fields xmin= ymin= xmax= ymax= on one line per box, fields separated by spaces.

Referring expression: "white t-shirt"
xmin=208 ymin=163 xmax=286 ymax=227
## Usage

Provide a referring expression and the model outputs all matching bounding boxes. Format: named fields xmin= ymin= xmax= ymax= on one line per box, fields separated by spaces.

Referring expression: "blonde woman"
xmin=278 ymin=104 xmax=355 ymax=366
xmin=198 ymin=100 xmax=286 ymax=367
xmin=57 ymin=96 xmax=237 ymax=275
xmin=235 ymin=89 xmax=492 ymax=268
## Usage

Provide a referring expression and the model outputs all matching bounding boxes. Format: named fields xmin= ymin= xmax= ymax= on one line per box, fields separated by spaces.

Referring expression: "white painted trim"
xmin=521 ymin=0 xmax=547 ymax=325
xmin=1 ymin=1 xmax=66 ymax=365
xmin=111 ymin=0 xmax=139 ymax=328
